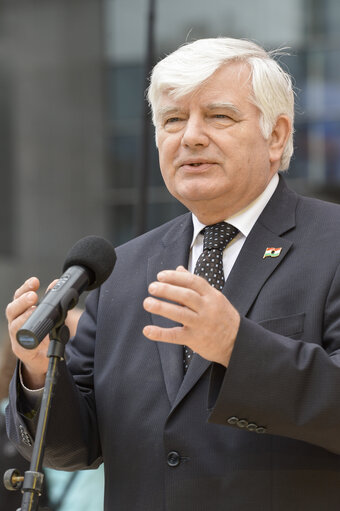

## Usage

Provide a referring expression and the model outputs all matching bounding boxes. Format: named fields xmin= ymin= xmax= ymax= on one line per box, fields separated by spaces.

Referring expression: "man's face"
xmin=155 ymin=62 xmax=284 ymax=224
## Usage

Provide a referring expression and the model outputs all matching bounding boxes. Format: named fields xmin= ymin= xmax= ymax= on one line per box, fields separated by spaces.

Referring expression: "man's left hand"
xmin=143 ymin=266 xmax=240 ymax=367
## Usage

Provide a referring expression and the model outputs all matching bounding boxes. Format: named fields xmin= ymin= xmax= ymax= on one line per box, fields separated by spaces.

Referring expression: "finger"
xmin=148 ymin=281 xmax=201 ymax=311
xmin=9 ymin=305 xmax=37 ymax=341
xmin=6 ymin=290 xmax=38 ymax=323
xmin=157 ymin=269 xmax=210 ymax=295
xmin=46 ymin=279 xmax=59 ymax=292
xmin=143 ymin=324 xmax=185 ymax=344
xmin=65 ymin=308 xmax=83 ymax=337
xmin=176 ymin=265 xmax=189 ymax=272
xmin=143 ymin=296 xmax=196 ymax=326
xmin=13 ymin=277 xmax=40 ymax=300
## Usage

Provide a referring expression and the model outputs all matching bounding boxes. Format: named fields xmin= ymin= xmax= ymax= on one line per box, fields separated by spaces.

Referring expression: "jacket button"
xmin=237 ymin=419 xmax=248 ymax=428
xmin=246 ymin=423 xmax=257 ymax=432
xmin=167 ymin=451 xmax=180 ymax=467
xmin=227 ymin=416 xmax=239 ymax=425
xmin=256 ymin=426 xmax=267 ymax=434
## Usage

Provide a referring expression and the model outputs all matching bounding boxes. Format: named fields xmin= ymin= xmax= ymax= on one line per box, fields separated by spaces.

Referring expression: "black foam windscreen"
xmin=62 ymin=235 xmax=117 ymax=290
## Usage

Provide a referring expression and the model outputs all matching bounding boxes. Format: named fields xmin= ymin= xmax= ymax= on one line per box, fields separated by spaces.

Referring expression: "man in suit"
xmin=6 ymin=38 xmax=340 ymax=510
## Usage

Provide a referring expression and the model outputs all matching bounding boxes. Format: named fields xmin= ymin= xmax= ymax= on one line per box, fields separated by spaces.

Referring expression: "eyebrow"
xmin=156 ymin=102 xmax=242 ymax=119
xmin=156 ymin=106 xmax=182 ymax=119
xmin=206 ymin=102 xmax=242 ymax=116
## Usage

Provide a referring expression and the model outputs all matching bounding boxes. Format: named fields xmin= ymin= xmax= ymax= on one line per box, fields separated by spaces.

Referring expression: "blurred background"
xmin=0 ymin=0 xmax=340 ymax=335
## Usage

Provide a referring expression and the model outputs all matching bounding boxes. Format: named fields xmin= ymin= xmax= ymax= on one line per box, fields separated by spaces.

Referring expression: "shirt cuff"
xmin=19 ymin=361 xmax=44 ymax=409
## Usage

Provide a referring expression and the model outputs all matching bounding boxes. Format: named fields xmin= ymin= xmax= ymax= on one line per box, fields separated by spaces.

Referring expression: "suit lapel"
xmin=224 ymin=225 xmax=292 ymax=315
xmin=225 ymin=177 xmax=297 ymax=315
xmin=171 ymin=354 xmax=211 ymax=411
xmin=147 ymin=214 xmax=193 ymax=405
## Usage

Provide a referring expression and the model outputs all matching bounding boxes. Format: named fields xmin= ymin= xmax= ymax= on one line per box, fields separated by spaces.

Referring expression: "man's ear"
xmin=268 ymin=115 xmax=291 ymax=165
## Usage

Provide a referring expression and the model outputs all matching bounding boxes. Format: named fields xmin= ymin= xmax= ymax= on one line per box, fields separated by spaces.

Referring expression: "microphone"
xmin=16 ymin=235 xmax=117 ymax=349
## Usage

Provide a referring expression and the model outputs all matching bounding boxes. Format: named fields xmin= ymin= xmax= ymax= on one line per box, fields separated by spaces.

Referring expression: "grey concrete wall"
xmin=0 ymin=0 xmax=107 ymax=334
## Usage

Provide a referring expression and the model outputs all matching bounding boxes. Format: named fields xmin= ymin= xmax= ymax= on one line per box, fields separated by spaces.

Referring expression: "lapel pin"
xmin=263 ymin=247 xmax=282 ymax=259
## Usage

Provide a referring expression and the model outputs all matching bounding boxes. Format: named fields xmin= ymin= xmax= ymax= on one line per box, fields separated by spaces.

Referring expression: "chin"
xmin=177 ymin=184 xmax=223 ymax=202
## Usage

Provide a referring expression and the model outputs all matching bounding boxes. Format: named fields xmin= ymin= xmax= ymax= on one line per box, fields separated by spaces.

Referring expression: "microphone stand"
xmin=4 ymin=321 xmax=70 ymax=511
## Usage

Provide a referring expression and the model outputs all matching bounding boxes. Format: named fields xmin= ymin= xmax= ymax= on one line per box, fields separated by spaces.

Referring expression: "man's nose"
xmin=181 ymin=117 xmax=209 ymax=148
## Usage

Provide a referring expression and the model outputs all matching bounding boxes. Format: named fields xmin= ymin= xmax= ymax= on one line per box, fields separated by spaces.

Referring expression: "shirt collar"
xmin=191 ymin=173 xmax=279 ymax=247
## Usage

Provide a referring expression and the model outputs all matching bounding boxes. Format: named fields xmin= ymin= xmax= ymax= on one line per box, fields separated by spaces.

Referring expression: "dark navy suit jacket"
xmin=7 ymin=177 xmax=340 ymax=510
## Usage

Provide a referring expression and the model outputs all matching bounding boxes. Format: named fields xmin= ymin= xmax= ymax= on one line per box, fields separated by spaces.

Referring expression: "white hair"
xmin=147 ymin=38 xmax=294 ymax=170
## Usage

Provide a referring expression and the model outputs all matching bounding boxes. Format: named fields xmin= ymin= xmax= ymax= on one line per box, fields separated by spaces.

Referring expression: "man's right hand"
xmin=6 ymin=277 xmax=50 ymax=389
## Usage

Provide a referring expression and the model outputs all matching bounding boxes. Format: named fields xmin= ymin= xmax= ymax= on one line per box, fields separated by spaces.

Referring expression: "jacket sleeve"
xmin=6 ymin=288 xmax=103 ymax=471
xmin=208 ymin=263 xmax=340 ymax=455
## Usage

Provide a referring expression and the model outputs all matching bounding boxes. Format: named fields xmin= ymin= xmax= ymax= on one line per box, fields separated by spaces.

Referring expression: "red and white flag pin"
xmin=263 ymin=247 xmax=282 ymax=259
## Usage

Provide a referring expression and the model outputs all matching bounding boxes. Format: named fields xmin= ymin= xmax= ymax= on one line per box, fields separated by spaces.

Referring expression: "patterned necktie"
xmin=183 ymin=222 xmax=239 ymax=373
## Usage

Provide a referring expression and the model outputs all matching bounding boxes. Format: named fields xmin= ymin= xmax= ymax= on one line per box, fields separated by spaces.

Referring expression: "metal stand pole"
xmin=4 ymin=324 xmax=70 ymax=511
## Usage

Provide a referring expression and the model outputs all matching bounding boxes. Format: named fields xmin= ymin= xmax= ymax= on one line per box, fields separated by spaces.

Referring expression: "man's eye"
xmin=165 ymin=117 xmax=181 ymax=124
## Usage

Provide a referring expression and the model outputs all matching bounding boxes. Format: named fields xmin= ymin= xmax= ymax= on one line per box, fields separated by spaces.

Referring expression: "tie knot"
xmin=202 ymin=222 xmax=238 ymax=251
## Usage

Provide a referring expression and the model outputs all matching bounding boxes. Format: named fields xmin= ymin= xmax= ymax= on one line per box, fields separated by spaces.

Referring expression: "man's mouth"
xmin=180 ymin=160 xmax=215 ymax=168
